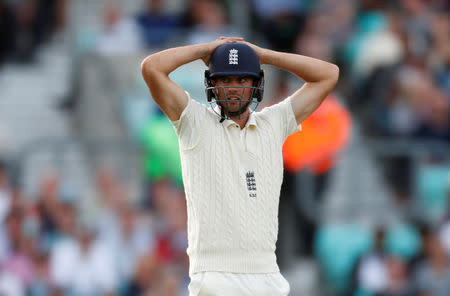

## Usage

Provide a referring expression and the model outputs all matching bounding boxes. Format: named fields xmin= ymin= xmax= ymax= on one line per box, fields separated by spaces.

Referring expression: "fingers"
xmin=219 ymin=36 xmax=243 ymax=40
xmin=219 ymin=36 xmax=244 ymax=42
xmin=203 ymin=37 xmax=245 ymax=66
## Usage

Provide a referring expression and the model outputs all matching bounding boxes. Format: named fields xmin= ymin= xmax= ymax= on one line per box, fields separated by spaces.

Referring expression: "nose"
xmin=226 ymin=86 xmax=243 ymax=98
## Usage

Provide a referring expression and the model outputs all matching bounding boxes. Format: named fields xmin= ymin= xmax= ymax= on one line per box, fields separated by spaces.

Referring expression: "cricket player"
xmin=141 ymin=37 xmax=339 ymax=295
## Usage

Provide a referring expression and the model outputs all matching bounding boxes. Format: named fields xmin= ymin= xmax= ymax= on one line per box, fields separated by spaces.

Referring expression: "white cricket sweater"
xmin=172 ymin=93 xmax=300 ymax=275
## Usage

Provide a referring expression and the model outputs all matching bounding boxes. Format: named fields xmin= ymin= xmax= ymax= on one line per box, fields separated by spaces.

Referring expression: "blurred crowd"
xmin=1 ymin=0 xmax=448 ymax=139
xmin=0 ymin=161 xmax=189 ymax=295
xmin=0 ymin=0 xmax=449 ymax=295
xmin=350 ymin=224 xmax=450 ymax=296
xmin=0 ymin=0 xmax=67 ymax=64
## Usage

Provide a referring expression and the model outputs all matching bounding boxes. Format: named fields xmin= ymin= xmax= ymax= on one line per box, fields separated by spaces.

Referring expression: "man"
xmin=141 ymin=37 xmax=339 ymax=295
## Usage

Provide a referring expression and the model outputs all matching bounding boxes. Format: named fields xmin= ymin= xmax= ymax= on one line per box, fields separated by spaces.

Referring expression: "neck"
xmin=231 ymin=117 xmax=248 ymax=129
xmin=228 ymin=109 xmax=250 ymax=129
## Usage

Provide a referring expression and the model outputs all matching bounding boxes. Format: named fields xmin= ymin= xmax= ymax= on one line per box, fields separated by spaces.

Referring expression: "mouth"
xmin=227 ymin=96 xmax=242 ymax=102
xmin=228 ymin=100 xmax=241 ymax=106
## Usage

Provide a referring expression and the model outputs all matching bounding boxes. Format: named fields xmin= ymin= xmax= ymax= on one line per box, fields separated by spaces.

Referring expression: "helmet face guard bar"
xmin=205 ymin=85 xmax=262 ymax=121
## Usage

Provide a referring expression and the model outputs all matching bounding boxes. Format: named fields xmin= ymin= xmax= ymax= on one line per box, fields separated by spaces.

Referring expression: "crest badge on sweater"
xmin=246 ymin=171 xmax=257 ymax=198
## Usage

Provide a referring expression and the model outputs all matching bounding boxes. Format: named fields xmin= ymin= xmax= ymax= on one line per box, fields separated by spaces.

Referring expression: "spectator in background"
xmin=109 ymin=204 xmax=154 ymax=291
xmin=28 ymin=251 xmax=52 ymax=296
xmin=54 ymin=200 xmax=77 ymax=240
xmin=0 ymin=168 xmax=35 ymax=295
xmin=344 ymin=3 xmax=402 ymax=113
xmin=35 ymin=174 xmax=61 ymax=242
xmin=250 ymin=0 xmax=305 ymax=51
xmin=291 ymin=5 xmax=336 ymax=93
xmin=0 ymin=0 xmax=68 ymax=64
xmin=150 ymin=181 xmax=188 ymax=272
xmin=293 ymin=16 xmax=334 ymax=65
xmin=48 ymin=200 xmax=78 ymax=291
xmin=353 ymin=227 xmax=389 ymax=295
xmin=123 ymin=253 xmax=158 ymax=295
xmin=53 ymin=0 xmax=68 ymax=36
xmin=81 ymin=168 xmax=116 ymax=218
xmin=125 ymin=253 xmax=187 ymax=295
xmin=347 ymin=2 xmax=449 ymax=142
xmin=150 ymin=266 xmax=184 ymax=296
xmin=0 ymin=270 xmax=24 ymax=296
xmin=136 ymin=0 xmax=183 ymax=48
xmin=398 ymin=0 xmax=432 ymax=62
xmin=184 ymin=0 xmax=241 ymax=45
xmin=95 ymin=3 xmax=144 ymax=56
xmin=384 ymin=65 xmax=450 ymax=141
xmin=31 ymin=0 xmax=68 ymax=43
xmin=382 ymin=256 xmax=414 ymax=296
xmin=427 ymin=10 xmax=450 ymax=97
xmin=139 ymin=180 xmax=189 ymax=293
xmin=9 ymin=0 xmax=39 ymax=62
xmin=1 ymin=209 xmax=34 ymax=292
xmin=87 ymin=168 xmax=125 ymax=245
xmin=413 ymin=229 xmax=450 ymax=296
xmin=50 ymin=220 xmax=118 ymax=296
xmin=314 ymin=0 xmax=355 ymax=53
xmin=0 ymin=1 xmax=15 ymax=64
xmin=350 ymin=12 xmax=404 ymax=87
xmin=414 ymin=87 xmax=449 ymax=142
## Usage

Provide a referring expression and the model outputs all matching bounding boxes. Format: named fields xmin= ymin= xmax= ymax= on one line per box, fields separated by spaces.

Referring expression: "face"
xmin=212 ymin=76 xmax=255 ymax=115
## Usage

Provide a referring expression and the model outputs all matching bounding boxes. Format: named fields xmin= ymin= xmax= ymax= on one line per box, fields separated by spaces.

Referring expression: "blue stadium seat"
xmin=315 ymin=224 xmax=372 ymax=294
xmin=384 ymin=224 xmax=421 ymax=260
xmin=416 ymin=165 xmax=450 ymax=224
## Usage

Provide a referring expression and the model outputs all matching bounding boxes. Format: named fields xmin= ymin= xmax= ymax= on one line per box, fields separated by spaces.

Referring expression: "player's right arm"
xmin=140 ymin=37 xmax=243 ymax=121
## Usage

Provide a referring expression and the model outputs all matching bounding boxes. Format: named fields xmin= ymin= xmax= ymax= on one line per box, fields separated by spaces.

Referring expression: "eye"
xmin=219 ymin=77 xmax=229 ymax=84
xmin=239 ymin=77 xmax=248 ymax=84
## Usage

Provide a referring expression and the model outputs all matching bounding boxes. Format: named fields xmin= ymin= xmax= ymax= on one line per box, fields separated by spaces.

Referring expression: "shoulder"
xmin=255 ymin=97 xmax=294 ymax=123
xmin=171 ymin=92 xmax=218 ymax=134
xmin=254 ymin=97 xmax=300 ymax=137
xmin=171 ymin=92 xmax=212 ymax=122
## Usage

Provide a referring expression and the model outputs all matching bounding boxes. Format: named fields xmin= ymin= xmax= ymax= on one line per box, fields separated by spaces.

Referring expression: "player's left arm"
xmin=243 ymin=42 xmax=339 ymax=124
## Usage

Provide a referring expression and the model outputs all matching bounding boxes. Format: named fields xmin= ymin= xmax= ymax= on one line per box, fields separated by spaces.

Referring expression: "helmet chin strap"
xmin=219 ymin=106 xmax=226 ymax=123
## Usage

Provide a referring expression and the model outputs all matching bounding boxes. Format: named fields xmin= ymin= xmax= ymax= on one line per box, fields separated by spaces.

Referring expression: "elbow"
xmin=141 ymin=55 xmax=161 ymax=83
xmin=330 ymin=64 xmax=340 ymax=83
xmin=140 ymin=58 xmax=147 ymax=75
xmin=327 ymin=64 xmax=339 ymax=88
xmin=141 ymin=56 xmax=154 ymax=78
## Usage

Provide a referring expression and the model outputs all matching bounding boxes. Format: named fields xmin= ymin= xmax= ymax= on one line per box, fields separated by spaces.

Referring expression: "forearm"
xmin=140 ymin=37 xmax=243 ymax=121
xmin=140 ymin=44 xmax=209 ymax=121
xmin=260 ymin=49 xmax=339 ymax=83
xmin=141 ymin=43 xmax=208 ymax=76
xmin=254 ymin=47 xmax=339 ymax=123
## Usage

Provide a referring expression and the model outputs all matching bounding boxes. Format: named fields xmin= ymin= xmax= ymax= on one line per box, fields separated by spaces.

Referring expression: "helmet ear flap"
xmin=204 ymin=70 xmax=215 ymax=102
xmin=254 ymin=70 xmax=265 ymax=102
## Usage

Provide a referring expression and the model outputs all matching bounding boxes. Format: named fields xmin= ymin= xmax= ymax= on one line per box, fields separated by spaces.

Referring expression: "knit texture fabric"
xmin=172 ymin=93 xmax=300 ymax=275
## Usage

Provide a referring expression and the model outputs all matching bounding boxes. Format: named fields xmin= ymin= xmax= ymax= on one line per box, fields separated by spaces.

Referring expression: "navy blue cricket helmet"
xmin=204 ymin=42 xmax=265 ymax=120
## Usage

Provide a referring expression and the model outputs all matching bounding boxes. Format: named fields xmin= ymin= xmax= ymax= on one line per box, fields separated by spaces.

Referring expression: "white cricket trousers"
xmin=188 ymin=271 xmax=290 ymax=296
